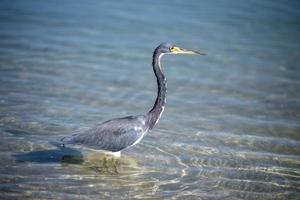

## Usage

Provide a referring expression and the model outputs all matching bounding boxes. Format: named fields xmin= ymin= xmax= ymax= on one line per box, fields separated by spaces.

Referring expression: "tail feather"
xmin=61 ymin=133 xmax=79 ymax=145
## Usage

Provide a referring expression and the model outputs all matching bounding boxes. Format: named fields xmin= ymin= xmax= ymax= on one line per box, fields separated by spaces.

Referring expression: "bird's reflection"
xmin=13 ymin=144 xmax=139 ymax=174
xmin=13 ymin=145 xmax=84 ymax=164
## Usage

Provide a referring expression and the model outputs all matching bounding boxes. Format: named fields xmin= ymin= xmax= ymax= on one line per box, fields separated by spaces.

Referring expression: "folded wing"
xmin=61 ymin=115 xmax=147 ymax=152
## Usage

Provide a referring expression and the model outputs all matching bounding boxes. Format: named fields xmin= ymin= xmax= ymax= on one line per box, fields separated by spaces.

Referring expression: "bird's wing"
xmin=61 ymin=115 xmax=147 ymax=152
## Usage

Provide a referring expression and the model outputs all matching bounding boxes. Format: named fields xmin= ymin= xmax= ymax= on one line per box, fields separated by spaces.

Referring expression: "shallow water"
xmin=0 ymin=0 xmax=300 ymax=199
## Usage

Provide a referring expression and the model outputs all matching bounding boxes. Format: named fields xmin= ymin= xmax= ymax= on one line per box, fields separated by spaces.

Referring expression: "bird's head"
xmin=156 ymin=43 xmax=206 ymax=55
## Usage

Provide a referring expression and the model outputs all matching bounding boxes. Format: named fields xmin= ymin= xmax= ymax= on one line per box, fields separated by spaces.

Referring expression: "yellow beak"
xmin=171 ymin=46 xmax=206 ymax=55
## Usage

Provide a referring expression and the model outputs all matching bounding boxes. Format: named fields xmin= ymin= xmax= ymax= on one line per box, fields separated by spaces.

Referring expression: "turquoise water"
xmin=0 ymin=0 xmax=300 ymax=199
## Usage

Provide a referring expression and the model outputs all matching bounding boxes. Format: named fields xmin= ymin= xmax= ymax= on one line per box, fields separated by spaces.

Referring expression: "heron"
xmin=61 ymin=43 xmax=205 ymax=157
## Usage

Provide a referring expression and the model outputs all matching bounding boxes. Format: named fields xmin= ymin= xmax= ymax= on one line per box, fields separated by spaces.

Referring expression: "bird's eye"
xmin=170 ymin=46 xmax=176 ymax=52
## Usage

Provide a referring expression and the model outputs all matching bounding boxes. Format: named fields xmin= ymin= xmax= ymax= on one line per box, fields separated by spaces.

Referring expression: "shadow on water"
xmin=13 ymin=145 xmax=85 ymax=164
xmin=12 ymin=142 xmax=140 ymax=174
xmin=7 ymin=128 xmax=140 ymax=174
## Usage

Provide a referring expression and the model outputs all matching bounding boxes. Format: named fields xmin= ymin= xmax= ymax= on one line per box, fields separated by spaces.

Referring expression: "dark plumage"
xmin=62 ymin=115 xmax=146 ymax=152
xmin=61 ymin=43 xmax=205 ymax=157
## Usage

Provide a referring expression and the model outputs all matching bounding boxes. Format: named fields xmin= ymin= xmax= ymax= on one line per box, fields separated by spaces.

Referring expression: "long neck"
xmin=147 ymin=51 xmax=167 ymax=130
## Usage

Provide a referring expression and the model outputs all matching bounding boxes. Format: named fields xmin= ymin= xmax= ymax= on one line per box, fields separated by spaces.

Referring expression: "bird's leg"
xmin=112 ymin=159 xmax=119 ymax=174
xmin=105 ymin=151 xmax=121 ymax=158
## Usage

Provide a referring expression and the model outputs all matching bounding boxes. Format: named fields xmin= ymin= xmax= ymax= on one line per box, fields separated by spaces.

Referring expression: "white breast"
xmin=131 ymin=131 xmax=147 ymax=147
xmin=154 ymin=105 xmax=165 ymax=125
